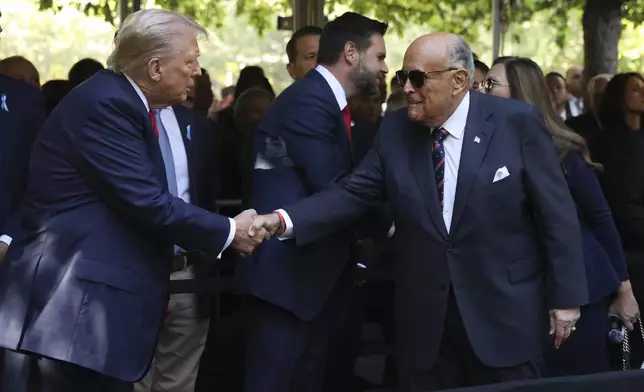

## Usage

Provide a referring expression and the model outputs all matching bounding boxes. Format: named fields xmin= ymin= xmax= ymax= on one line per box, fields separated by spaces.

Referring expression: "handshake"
xmin=230 ymin=209 xmax=285 ymax=255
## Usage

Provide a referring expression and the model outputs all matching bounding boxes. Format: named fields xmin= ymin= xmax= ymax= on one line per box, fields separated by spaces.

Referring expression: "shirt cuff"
xmin=217 ymin=218 xmax=236 ymax=259
xmin=0 ymin=235 xmax=12 ymax=246
xmin=276 ymin=209 xmax=294 ymax=240
xmin=386 ymin=223 xmax=395 ymax=238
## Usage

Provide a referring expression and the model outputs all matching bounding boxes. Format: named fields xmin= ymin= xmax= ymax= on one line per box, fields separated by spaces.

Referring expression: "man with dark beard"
xmin=237 ymin=12 xmax=388 ymax=392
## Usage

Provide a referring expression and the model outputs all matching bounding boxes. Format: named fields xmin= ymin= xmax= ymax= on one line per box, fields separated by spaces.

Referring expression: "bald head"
xmin=0 ymin=56 xmax=40 ymax=88
xmin=406 ymin=33 xmax=475 ymax=86
xmin=400 ymin=33 xmax=474 ymax=128
xmin=566 ymin=66 xmax=584 ymax=97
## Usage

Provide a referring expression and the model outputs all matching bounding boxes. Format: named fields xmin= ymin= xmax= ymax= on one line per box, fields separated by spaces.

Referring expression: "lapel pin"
xmin=474 ymin=136 xmax=480 ymax=144
xmin=350 ymin=120 xmax=355 ymax=127
xmin=186 ymin=125 xmax=191 ymax=140
xmin=1 ymin=94 xmax=8 ymax=112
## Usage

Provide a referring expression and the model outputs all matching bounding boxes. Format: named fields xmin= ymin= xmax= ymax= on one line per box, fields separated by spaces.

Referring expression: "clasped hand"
xmin=231 ymin=211 xmax=286 ymax=256
xmin=231 ymin=209 xmax=271 ymax=256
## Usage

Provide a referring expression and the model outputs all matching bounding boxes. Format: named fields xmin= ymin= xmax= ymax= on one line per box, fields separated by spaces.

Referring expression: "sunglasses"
xmin=481 ymin=78 xmax=508 ymax=93
xmin=395 ymin=68 xmax=457 ymax=89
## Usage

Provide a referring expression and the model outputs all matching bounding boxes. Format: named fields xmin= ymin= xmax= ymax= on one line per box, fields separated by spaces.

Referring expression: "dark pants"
xmin=243 ymin=267 xmax=355 ymax=392
xmin=0 ymin=349 xmax=132 ymax=392
xmin=401 ymin=291 xmax=542 ymax=392
xmin=543 ymin=298 xmax=611 ymax=376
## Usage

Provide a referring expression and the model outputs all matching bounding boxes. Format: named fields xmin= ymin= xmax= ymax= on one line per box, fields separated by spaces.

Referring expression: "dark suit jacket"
xmin=0 ymin=75 xmax=45 ymax=235
xmin=237 ymin=70 xmax=355 ymax=321
xmin=562 ymin=152 xmax=626 ymax=303
xmin=284 ymin=92 xmax=588 ymax=369
xmin=600 ymin=128 xmax=644 ymax=250
xmin=0 ymin=70 xmax=231 ymax=382
xmin=565 ymin=113 xmax=603 ymax=163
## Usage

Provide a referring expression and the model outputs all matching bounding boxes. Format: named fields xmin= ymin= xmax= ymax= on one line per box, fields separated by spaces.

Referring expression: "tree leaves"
xmin=37 ymin=0 xmax=642 ymax=49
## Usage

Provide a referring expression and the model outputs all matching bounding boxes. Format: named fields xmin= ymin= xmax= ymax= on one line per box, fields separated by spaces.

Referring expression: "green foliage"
xmin=37 ymin=0 xmax=644 ymax=50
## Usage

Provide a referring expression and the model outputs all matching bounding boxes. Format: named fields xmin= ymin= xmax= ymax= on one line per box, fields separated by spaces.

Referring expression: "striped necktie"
xmin=432 ymin=127 xmax=449 ymax=208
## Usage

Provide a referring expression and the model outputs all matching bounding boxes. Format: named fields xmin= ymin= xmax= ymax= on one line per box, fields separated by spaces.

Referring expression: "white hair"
xmin=107 ymin=9 xmax=207 ymax=78
xmin=447 ymin=36 xmax=476 ymax=87
xmin=587 ymin=73 xmax=613 ymax=108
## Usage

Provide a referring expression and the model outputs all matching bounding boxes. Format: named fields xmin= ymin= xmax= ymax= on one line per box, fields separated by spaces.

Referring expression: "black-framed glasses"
xmin=481 ymin=78 xmax=508 ymax=93
xmin=395 ymin=68 xmax=457 ymax=89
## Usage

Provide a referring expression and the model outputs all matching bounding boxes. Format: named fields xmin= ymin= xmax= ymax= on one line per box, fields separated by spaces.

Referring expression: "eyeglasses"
xmin=481 ymin=78 xmax=508 ymax=93
xmin=395 ymin=68 xmax=457 ymax=89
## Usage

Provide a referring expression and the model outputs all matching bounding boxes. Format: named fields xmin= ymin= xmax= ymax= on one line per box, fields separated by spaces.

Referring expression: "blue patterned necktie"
xmin=432 ymin=127 xmax=449 ymax=208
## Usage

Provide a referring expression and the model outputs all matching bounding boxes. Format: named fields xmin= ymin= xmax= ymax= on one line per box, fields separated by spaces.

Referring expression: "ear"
xmin=147 ymin=57 xmax=162 ymax=82
xmin=452 ymin=69 xmax=469 ymax=94
xmin=286 ymin=62 xmax=297 ymax=80
xmin=343 ymin=41 xmax=359 ymax=66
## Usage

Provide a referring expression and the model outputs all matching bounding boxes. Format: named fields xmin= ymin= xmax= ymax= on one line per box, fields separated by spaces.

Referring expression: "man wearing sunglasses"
xmin=251 ymin=32 xmax=587 ymax=391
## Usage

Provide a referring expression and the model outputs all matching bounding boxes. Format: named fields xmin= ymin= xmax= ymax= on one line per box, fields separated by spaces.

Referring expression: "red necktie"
xmin=149 ymin=110 xmax=159 ymax=139
xmin=343 ymin=107 xmax=352 ymax=146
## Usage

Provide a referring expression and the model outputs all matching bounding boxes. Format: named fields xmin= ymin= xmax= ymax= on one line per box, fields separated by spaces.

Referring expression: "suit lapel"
xmin=450 ymin=94 xmax=495 ymax=234
xmin=309 ymin=71 xmax=353 ymax=166
xmin=408 ymin=122 xmax=448 ymax=239
xmin=112 ymin=70 xmax=168 ymax=188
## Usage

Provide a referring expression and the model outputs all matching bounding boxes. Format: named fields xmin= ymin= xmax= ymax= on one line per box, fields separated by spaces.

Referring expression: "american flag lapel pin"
xmin=474 ymin=136 xmax=480 ymax=144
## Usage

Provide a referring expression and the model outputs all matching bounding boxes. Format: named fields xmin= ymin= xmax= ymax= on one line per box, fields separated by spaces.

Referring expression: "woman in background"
xmin=483 ymin=56 xmax=639 ymax=376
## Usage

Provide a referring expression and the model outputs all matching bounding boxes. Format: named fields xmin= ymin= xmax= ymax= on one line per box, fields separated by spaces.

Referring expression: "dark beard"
xmin=350 ymin=57 xmax=379 ymax=96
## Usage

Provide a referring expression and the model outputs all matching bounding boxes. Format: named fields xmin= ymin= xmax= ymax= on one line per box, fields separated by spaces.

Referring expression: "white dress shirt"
xmin=278 ymin=88 xmax=471 ymax=237
xmin=568 ymin=97 xmax=584 ymax=118
xmin=1 ymin=76 xmax=236 ymax=255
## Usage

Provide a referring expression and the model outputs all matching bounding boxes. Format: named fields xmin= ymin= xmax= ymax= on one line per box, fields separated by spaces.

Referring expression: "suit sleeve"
xmin=521 ymin=107 xmax=588 ymax=309
xmin=281 ymin=95 xmax=351 ymax=193
xmin=285 ymin=129 xmax=388 ymax=246
xmin=73 ymin=97 xmax=232 ymax=256
xmin=0 ymin=87 xmax=46 ymax=244
xmin=564 ymin=152 xmax=628 ymax=281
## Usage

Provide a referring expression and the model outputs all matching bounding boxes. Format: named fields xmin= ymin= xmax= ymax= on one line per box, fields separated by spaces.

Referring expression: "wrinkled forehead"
xmin=402 ymin=42 xmax=448 ymax=71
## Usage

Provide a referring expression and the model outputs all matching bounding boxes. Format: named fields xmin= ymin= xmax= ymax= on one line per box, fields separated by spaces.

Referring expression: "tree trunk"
xmin=582 ymin=0 xmax=623 ymax=79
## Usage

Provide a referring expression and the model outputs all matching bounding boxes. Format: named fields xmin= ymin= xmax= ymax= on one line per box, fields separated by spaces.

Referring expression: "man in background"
xmin=566 ymin=66 xmax=585 ymax=117
xmin=0 ymin=55 xmax=40 ymax=88
xmin=240 ymin=12 xmax=389 ymax=392
xmin=285 ymin=25 xmax=322 ymax=80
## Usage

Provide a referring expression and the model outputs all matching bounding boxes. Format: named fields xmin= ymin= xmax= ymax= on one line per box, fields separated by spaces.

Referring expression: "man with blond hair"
xmin=0 ymin=9 xmax=268 ymax=392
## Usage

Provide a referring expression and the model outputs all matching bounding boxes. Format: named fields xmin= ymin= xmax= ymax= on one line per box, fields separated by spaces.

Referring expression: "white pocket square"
xmin=493 ymin=166 xmax=510 ymax=183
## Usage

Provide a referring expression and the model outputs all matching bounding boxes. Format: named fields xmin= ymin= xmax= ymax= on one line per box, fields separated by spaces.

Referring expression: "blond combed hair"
xmin=107 ymin=9 xmax=207 ymax=78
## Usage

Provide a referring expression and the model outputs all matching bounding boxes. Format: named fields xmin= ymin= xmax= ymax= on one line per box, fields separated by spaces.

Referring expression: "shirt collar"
xmin=315 ymin=64 xmax=347 ymax=110
xmin=435 ymin=91 xmax=470 ymax=139
xmin=124 ymin=73 xmax=150 ymax=112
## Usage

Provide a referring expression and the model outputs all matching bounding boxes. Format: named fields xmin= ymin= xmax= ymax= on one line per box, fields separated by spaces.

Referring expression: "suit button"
xmin=440 ymin=283 xmax=448 ymax=290
xmin=447 ymin=244 xmax=453 ymax=252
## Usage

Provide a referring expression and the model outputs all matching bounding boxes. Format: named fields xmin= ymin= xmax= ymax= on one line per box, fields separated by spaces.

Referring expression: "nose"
xmin=402 ymin=77 xmax=415 ymax=95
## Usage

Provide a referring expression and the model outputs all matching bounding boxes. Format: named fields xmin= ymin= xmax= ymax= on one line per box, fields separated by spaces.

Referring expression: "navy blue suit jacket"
xmin=237 ymin=70 xmax=354 ymax=321
xmin=562 ymin=152 xmax=627 ymax=302
xmin=0 ymin=70 xmax=231 ymax=382
xmin=0 ymin=75 xmax=45 ymax=236
xmin=284 ymin=92 xmax=588 ymax=369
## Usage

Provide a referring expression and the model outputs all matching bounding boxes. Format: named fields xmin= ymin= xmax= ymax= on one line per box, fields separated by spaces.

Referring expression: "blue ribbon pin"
xmin=186 ymin=125 xmax=192 ymax=140
xmin=0 ymin=94 xmax=8 ymax=112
